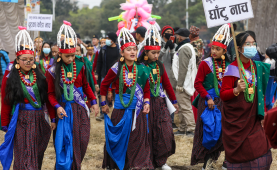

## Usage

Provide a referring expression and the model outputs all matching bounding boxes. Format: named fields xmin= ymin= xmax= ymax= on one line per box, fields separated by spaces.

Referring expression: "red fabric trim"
xmin=120 ymin=42 xmax=136 ymax=51
xmin=212 ymin=41 xmax=227 ymax=50
xmin=59 ymin=48 xmax=76 ymax=53
xmin=16 ymin=50 xmax=34 ymax=57
xmin=144 ymin=46 xmax=161 ymax=51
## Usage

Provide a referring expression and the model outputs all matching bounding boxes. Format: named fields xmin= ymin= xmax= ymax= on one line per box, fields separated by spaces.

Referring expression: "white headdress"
xmin=212 ymin=24 xmax=231 ymax=48
xmin=15 ymin=26 xmax=34 ymax=56
xmin=137 ymin=21 xmax=161 ymax=56
xmin=117 ymin=27 xmax=137 ymax=51
xmin=57 ymin=20 xmax=77 ymax=53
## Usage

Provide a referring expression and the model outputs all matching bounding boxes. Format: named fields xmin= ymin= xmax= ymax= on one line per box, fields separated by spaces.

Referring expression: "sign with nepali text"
xmin=202 ymin=0 xmax=254 ymax=28
xmin=27 ymin=14 xmax=53 ymax=32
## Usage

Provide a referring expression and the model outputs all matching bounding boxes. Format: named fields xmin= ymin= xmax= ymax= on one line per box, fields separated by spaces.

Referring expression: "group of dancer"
xmin=0 ymin=20 xmax=273 ymax=170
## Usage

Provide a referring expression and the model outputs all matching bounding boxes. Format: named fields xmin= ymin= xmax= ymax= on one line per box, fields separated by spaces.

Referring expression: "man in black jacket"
xmin=96 ymin=32 xmax=120 ymax=120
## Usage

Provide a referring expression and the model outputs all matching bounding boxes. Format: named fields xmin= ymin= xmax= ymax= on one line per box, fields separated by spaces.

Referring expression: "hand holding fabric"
xmin=143 ymin=103 xmax=150 ymax=114
xmin=102 ymin=105 xmax=110 ymax=114
xmin=57 ymin=107 xmax=67 ymax=119
xmin=173 ymin=104 xmax=179 ymax=113
xmin=207 ymin=99 xmax=215 ymax=110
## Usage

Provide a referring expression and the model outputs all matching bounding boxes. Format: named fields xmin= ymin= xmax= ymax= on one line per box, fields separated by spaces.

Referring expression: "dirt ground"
xmin=0 ymin=110 xmax=276 ymax=170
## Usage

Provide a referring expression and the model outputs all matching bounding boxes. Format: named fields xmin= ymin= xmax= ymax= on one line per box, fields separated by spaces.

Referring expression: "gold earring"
xmin=32 ymin=64 xmax=36 ymax=69
xmin=221 ymin=55 xmax=225 ymax=60
xmin=15 ymin=64 xmax=20 ymax=69
xmin=135 ymin=57 xmax=137 ymax=62
xmin=144 ymin=55 xmax=148 ymax=61
xmin=120 ymin=56 xmax=124 ymax=62
xmin=57 ymin=57 xmax=61 ymax=62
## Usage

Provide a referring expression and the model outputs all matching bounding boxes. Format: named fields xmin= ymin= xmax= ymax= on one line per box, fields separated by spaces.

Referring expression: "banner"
xmin=24 ymin=0 xmax=40 ymax=27
xmin=202 ymin=0 xmax=254 ymax=28
xmin=0 ymin=0 xmax=18 ymax=2
xmin=27 ymin=14 xmax=53 ymax=32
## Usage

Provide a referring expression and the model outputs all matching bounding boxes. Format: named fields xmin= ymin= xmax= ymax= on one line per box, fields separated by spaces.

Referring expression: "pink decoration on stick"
xmin=63 ymin=20 xmax=72 ymax=26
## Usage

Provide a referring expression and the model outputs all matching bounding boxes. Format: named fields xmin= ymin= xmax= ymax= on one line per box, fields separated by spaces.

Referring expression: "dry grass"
xmin=0 ymin=109 xmax=277 ymax=170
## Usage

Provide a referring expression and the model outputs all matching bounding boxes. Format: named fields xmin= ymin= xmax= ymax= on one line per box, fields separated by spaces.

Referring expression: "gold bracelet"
xmin=233 ymin=88 xmax=240 ymax=96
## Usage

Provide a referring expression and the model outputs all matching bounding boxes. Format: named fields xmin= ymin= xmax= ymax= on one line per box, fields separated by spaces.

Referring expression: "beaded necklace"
xmin=119 ymin=63 xmax=137 ymax=108
xmin=212 ymin=58 xmax=225 ymax=96
xmin=61 ymin=61 xmax=77 ymax=101
xmin=19 ymin=70 xmax=41 ymax=108
xmin=239 ymin=58 xmax=256 ymax=102
xmin=148 ymin=62 xmax=160 ymax=97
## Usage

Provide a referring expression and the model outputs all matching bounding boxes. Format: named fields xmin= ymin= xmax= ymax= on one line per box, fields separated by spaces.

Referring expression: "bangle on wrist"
xmin=101 ymin=101 xmax=107 ymax=106
xmin=171 ymin=100 xmax=177 ymax=104
xmin=144 ymin=101 xmax=150 ymax=105
xmin=233 ymin=88 xmax=240 ymax=96
xmin=205 ymin=94 xmax=212 ymax=101
xmin=91 ymin=100 xmax=97 ymax=106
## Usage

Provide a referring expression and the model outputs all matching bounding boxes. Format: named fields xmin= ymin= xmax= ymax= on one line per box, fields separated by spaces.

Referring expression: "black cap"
xmin=76 ymin=33 xmax=81 ymax=39
xmin=92 ymin=34 xmax=99 ymax=39
xmin=106 ymin=32 xmax=117 ymax=43
xmin=175 ymin=28 xmax=190 ymax=37
xmin=135 ymin=26 xmax=147 ymax=38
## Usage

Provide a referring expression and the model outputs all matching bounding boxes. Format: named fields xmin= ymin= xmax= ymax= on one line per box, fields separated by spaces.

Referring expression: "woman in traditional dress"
xmin=85 ymin=45 xmax=95 ymax=63
xmin=101 ymin=27 xmax=153 ymax=170
xmin=34 ymin=37 xmax=43 ymax=62
xmin=46 ymin=21 xmax=99 ymax=169
xmin=38 ymin=42 xmax=55 ymax=75
xmin=191 ymin=24 xmax=231 ymax=170
xmin=138 ymin=24 xmax=178 ymax=170
xmin=0 ymin=26 xmax=56 ymax=170
xmin=220 ymin=31 xmax=272 ymax=169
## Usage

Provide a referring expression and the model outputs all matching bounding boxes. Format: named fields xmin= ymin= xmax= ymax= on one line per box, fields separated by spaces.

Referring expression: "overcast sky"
xmin=78 ymin=0 xmax=102 ymax=8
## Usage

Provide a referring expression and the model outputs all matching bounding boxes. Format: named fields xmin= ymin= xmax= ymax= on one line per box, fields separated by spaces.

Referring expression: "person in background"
xmin=173 ymin=27 xmax=180 ymax=33
xmin=135 ymin=26 xmax=147 ymax=52
xmin=100 ymin=38 xmax=106 ymax=47
xmin=220 ymin=31 xmax=272 ymax=170
xmin=96 ymin=32 xmax=120 ymax=121
xmin=159 ymin=25 xmax=178 ymax=129
xmin=189 ymin=26 xmax=204 ymax=67
xmin=172 ymin=28 xmax=197 ymax=136
xmin=76 ymin=33 xmax=86 ymax=56
xmin=51 ymin=44 xmax=59 ymax=58
xmin=75 ymin=44 xmax=82 ymax=56
xmin=92 ymin=34 xmax=101 ymax=53
xmin=0 ymin=49 xmax=10 ymax=88
xmin=34 ymin=37 xmax=43 ymax=62
xmin=38 ymin=42 xmax=55 ymax=75
xmin=227 ymin=23 xmax=237 ymax=62
xmin=265 ymin=44 xmax=277 ymax=77
xmin=60 ymin=34 xmax=65 ymax=42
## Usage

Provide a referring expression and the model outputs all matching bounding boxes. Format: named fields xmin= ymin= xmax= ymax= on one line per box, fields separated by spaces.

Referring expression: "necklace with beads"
xmin=18 ymin=69 xmax=41 ymax=108
xmin=147 ymin=63 xmax=161 ymax=97
xmin=212 ymin=58 xmax=225 ymax=96
xmin=239 ymin=58 xmax=256 ymax=102
xmin=18 ymin=69 xmax=37 ymax=86
xmin=61 ymin=61 xmax=77 ymax=101
xmin=119 ymin=63 xmax=137 ymax=108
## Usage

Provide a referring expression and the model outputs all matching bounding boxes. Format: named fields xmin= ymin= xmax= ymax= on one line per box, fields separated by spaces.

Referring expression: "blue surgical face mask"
xmin=106 ymin=39 xmax=112 ymax=46
xmin=43 ymin=48 xmax=51 ymax=54
xmin=243 ymin=46 xmax=257 ymax=59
